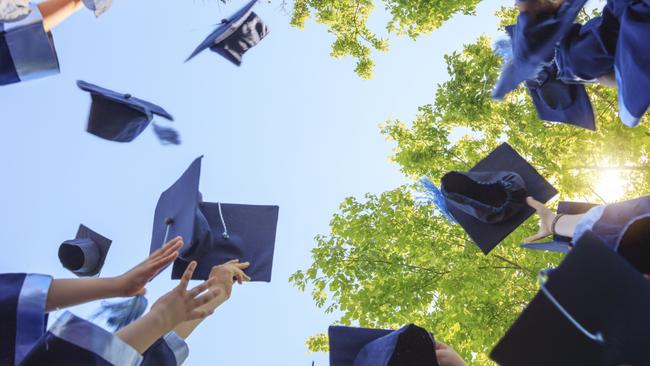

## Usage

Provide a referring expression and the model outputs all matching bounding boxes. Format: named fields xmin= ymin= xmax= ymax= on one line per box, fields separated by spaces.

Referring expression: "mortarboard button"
xmin=421 ymin=143 xmax=557 ymax=254
xmin=58 ymin=224 xmax=112 ymax=277
xmin=77 ymin=80 xmax=180 ymax=145
xmin=150 ymin=156 xmax=279 ymax=281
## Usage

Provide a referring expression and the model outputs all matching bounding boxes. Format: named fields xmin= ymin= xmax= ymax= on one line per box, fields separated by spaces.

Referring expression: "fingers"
xmin=179 ymin=261 xmax=198 ymax=290
xmin=193 ymin=288 xmax=219 ymax=308
xmin=233 ymin=267 xmax=251 ymax=283
xmin=435 ymin=341 xmax=448 ymax=350
xmin=523 ymin=231 xmax=548 ymax=244
xmin=235 ymin=261 xmax=250 ymax=270
xmin=225 ymin=259 xmax=240 ymax=264
xmin=526 ymin=196 xmax=546 ymax=212
xmin=189 ymin=308 xmax=215 ymax=321
xmin=150 ymin=250 xmax=179 ymax=273
xmin=187 ymin=281 xmax=210 ymax=298
xmin=150 ymin=236 xmax=183 ymax=260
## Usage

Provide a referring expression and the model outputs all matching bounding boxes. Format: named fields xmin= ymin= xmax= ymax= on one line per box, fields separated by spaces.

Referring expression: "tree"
xmin=290 ymin=0 xmax=483 ymax=78
xmin=290 ymin=9 xmax=650 ymax=364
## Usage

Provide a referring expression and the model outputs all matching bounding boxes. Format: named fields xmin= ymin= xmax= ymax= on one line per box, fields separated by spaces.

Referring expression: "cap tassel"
xmin=91 ymin=295 xmax=148 ymax=331
xmin=418 ymin=177 xmax=456 ymax=223
xmin=217 ymin=202 xmax=230 ymax=239
xmin=538 ymin=270 xmax=605 ymax=344
xmin=152 ymin=123 xmax=181 ymax=145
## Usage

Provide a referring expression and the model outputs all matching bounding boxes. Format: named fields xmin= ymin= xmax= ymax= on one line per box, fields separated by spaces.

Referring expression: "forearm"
xmin=116 ymin=311 xmax=172 ymax=354
xmin=554 ymin=214 xmax=585 ymax=238
xmin=46 ymin=277 xmax=121 ymax=312
xmin=37 ymin=0 xmax=84 ymax=32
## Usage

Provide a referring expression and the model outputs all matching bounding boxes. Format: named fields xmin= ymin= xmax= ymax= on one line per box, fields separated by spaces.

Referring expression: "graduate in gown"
xmin=524 ymin=195 xmax=650 ymax=278
xmin=494 ymin=0 xmax=650 ymax=128
xmin=0 ymin=0 xmax=110 ymax=86
xmin=1 ymin=236 xmax=250 ymax=365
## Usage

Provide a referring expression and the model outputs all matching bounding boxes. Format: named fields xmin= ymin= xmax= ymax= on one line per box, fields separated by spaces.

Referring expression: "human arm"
xmin=523 ymin=197 xmax=586 ymax=243
xmin=45 ymin=237 xmax=183 ymax=312
xmin=435 ymin=341 xmax=467 ymax=366
xmin=37 ymin=0 xmax=83 ymax=32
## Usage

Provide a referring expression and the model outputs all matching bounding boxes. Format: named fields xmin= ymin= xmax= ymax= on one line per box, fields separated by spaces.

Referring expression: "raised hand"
xmin=150 ymin=261 xmax=219 ymax=333
xmin=209 ymin=259 xmax=251 ymax=296
xmin=114 ymin=236 xmax=183 ymax=297
xmin=435 ymin=341 xmax=467 ymax=366
xmin=523 ymin=196 xmax=556 ymax=243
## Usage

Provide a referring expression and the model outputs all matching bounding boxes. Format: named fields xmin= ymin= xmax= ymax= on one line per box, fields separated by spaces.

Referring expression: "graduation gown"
xmin=141 ymin=332 xmax=189 ymax=366
xmin=0 ymin=273 xmax=52 ymax=366
xmin=0 ymin=1 xmax=59 ymax=86
xmin=19 ymin=311 xmax=143 ymax=366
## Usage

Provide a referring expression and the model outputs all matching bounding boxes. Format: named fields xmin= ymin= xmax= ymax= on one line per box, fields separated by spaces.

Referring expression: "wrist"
xmin=102 ymin=276 xmax=126 ymax=298
xmin=147 ymin=307 xmax=176 ymax=335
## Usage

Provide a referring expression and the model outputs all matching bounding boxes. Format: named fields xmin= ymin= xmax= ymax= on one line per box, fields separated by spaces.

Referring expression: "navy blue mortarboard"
xmin=58 ymin=224 xmax=112 ymax=277
xmin=20 ymin=311 xmax=143 ymax=366
xmin=77 ymin=80 xmax=179 ymax=145
xmin=521 ymin=201 xmax=598 ymax=253
xmin=493 ymin=0 xmax=588 ymax=100
xmin=329 ymin=324 xmax=439 ymax=366
xmin=526 ymin=64 xmax=596 ymax=131
xmin=421 ymin=143 xmax=557 ymax=254
xmin=186 ymin=0 xmax=269 ymax=65
xmin=490 ymin=231 xmax=650 ymax=366
xmin=150 ymin=156 xmax=279 ymax=281
xmin=613 ymin=0 xmax=650 ymax=127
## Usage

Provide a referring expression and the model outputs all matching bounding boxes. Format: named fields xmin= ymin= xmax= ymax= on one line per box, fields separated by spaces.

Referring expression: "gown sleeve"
xmin=0 ymin=273 xmax=52 ymax=366
xmin=141 ymin=332 xmax=190 ymax=366
xmin=19 ymin=311 xmax=143 ymax=366
xmin=0 ymin=1 xmax=59 ymax=86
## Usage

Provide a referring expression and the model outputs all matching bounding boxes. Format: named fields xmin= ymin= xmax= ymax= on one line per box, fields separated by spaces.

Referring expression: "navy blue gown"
xmin=141 ymin=332 xmax=189 ymax=366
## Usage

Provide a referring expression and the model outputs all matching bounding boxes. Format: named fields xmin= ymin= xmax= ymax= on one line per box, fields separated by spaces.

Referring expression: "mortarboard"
xmin=493 ymin=0 xmax=588 ymax=100
xmin=186 ymin=0 xmax=269 ymax=65
xmin=329 ymin=324 xmax=439 ymax=366
xmin=20 ymin=311 xmax=142 ymax=366
xmin=526 ymin=65 xmax=596 ymax=131
xmin=58 ymin=224 xmax=112 ymax=277
xmin=521 ymin=201 xmax=597 ymax=253
xmin=77 ymin=80 xmax=179 ymax=145
xmin=490 ymin=231 xmax=650 ymax=366
xmin=423 ymin=143 xmax=557 ymax=254
xmin=150 ymin=156 xmax=279 ymax=281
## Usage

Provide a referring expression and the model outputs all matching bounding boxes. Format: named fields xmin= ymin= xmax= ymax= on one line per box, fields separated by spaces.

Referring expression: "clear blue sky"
xmin=0 ymin=0 xmax=506 ymax=364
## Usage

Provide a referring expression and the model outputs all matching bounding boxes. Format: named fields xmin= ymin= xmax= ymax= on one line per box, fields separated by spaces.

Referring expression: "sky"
xmin=0 ymin=0 xmax=508 ymax=364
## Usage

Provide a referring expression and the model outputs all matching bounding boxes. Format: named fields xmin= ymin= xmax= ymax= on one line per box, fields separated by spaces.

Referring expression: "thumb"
xmin=526 ymin=196 xmax=546 ymax=212
xmin=523 ymin=231 xmax=547 ymax=244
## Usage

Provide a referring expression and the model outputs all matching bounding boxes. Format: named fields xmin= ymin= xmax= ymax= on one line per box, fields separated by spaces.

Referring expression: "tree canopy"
xmin=290 ymin=6 xmax=650 ymax=364
xmin=290 ymin=0 xmax=483 ymax=78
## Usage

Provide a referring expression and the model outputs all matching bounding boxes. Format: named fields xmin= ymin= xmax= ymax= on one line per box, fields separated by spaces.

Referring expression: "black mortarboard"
xmin=426 ymin=143 xmax=557 ymax=254
xmin=186 ymin=0 xmax=269 ymax=65
xmin=329 ymin=324 xmax=439 ymax=366
xmin=150 ymin=156 xmax=279 ymax=281
xmin=77 ymin=80 xmax=179 ymax=145
xmin=58 ymin=224 xmax=112 ymax=277
xmin=521 ymin=201 xmax=597 ymax=253
xmin=490 ymin=231 xmax=650 ymax=366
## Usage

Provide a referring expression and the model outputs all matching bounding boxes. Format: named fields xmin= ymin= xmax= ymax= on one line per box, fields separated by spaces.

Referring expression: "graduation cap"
xmin=149 ymin=156 xmax=279 ymax=281
xmin=521 ymin=201 xmax=598 ymax=253
xmin=525 ymin=63 xmax=596 ymax=131
xmin=493 ymin=0 xmax=588 ymax=100
xmin=421 ymin=143 xmax=557 ymax=254
xmin=186 ymin=0 xmax=269 ymax=65
xmin=329 ymin=324 xmax=439 ymax=366
xmin=490 ymin=231 xmax=650 ymax=366
xmin=58 ymin=224 xmax=112 ymax=277
xmin=614 ymin=2 xmax=650 ymax=127
xmin=77 ymin=80 xmax=179 ymax=145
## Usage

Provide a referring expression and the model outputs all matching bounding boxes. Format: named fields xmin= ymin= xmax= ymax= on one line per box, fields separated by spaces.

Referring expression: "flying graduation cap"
xmin=81 ymin=0 xmax=112 ymax=17
xmin=150 ymin=156 xmax=279 ymax=281
xmin=421 ymin=143 xmax=557 ymax=254
xmin=329 ymin=324 xmax=439 ymax=366
xmin=77 ymin=80 xmax=180 ymax=145
xmin=186 ymin=0 xmax=269 ymax=65
xmin=493 ymin=0 xmax=588 ymax=100
xmin=490 ymin=231 xmax=650 ymax=366
xmin=58 ymin=224 xmax=112 ymax=277
xmin=521 ymin=201 xmax=598 ymax=254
